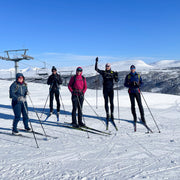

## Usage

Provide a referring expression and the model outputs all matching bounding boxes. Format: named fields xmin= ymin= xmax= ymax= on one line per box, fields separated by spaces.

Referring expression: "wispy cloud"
xmin=34 ymin=52 xmax=121 ymax=67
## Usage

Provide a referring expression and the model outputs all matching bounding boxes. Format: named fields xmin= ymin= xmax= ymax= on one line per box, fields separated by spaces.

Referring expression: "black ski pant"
xmin=49 ymin=89 xmax=60 ymax=112
xmin=103 ymin=88 xmax=114 ymax=115
xmin=72 ymin=95 xmax=84 ymax=124
xmin=129 ymin=93 xmax=145 ymax=123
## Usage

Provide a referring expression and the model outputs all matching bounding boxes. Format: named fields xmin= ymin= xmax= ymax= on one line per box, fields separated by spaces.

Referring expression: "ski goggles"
xmin=77 ymin=68 xmax=82 ymax=72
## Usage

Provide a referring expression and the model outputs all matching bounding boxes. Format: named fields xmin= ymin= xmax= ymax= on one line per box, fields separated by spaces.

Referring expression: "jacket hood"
xmin=76 ymin=67 xmax=83 ymax=75
xmin=16 ymin=73 xmax=25 ymax=81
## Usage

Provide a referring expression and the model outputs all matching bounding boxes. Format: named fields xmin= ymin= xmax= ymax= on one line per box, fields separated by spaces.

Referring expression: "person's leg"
xmin=49 ymin=90 xmax=54 ymax=112
xmin=109 ymin=90 xmax=114 ymax=119
xmin=72 ymin=95 xmax=78 ymax=124
xmin=78 ymin=95 xmax=84 ymax=125
xmin=21 ymin=101 xmax=30 ymax=129
xmin=129 ymin=93 xmax=137 ymax=122
xmin=103 ymin=89 xmax=109 ymax=115
xmin=135 ymin=93 xmax=146 ymax=124
xmin=12 ymin=101 xmax=21 ymax=132
xmin=55 ymin=90 xmax=60 ymax=112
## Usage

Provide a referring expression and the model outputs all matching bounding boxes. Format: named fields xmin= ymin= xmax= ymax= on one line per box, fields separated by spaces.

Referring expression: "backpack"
xmin=72 ymin=75 xmax=85 ymax=90
xmin=128 ymin=73 xmax=140 ymax=82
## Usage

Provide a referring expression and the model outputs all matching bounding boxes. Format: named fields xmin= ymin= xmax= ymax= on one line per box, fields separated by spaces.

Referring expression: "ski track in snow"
xmin=0 ymin=80 xmax=180 ymax=180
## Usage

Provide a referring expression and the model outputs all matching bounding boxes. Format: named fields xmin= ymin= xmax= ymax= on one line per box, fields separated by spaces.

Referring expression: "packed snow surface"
xmin=0 ymin=80 xmax=180 ymax=180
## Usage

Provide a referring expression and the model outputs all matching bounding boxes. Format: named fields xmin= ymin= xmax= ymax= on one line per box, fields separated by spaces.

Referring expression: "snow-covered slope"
xmin=0 ymin=80 xmax=180 ymax=179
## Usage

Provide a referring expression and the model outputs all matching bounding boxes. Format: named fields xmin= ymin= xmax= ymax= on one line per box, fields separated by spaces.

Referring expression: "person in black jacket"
xmin=47 ymin=66 xmax=63 ymax=115
xmin=95 ymin=57 xmax=119 ymax=122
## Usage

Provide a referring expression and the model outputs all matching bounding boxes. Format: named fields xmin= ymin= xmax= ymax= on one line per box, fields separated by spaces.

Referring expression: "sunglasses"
xmin=106 ymin=66 xmax=110 ymax=67
xmin=77 ymin=68 xmax=82 ymax=72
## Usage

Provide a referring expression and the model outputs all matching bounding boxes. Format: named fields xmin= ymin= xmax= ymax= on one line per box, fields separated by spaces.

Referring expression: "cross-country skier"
xmin=47 ymin=66 xmax=63 ymax=116
xmin=68 ymin=67 xmax=87 ymax=128
xmin=9 ymin=73 xmax=31 ymax=135
xmin=95 ymin=57 xmax=119 ymax=123
xmin=124 ymin=65 xmax=146 ymax=130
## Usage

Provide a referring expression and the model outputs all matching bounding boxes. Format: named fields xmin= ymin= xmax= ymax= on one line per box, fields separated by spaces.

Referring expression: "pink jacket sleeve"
xmin=68 ymin=77 xmax=74 ymax=93
xmin=83 ymin=78 xmax=87 ymax=94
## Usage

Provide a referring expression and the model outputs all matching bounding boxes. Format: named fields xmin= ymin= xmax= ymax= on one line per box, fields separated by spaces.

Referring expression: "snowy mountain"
xmin=0 ymin=80 xmax=180 ymax=179
xmin=152 ymin=60 xmax=180 ymax=69
xmin=1 ymin=59 xmax=180 ymax=95
xmin=1 ymin=59 xmax=180 ymax=78
xmin=0 ymin=59 xmax=153 ymax=78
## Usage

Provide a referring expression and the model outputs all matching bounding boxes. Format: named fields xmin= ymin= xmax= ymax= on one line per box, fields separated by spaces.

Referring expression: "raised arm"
xmin=95 ymin=57 xmax=104 ymax=75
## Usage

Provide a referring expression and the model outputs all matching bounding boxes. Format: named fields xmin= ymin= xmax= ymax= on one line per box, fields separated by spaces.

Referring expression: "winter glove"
xmin=96 ymin=57 xmax=98 ymax=62
xmin=134 ymin=81 xmax=139 ymax=87
xmin=18 ymin=96 xmax=26 ymax=103
xmin=79 ymin=91 xmax=84 ymax=97
xmin=114 ymin=72 xmax=119 ymax=82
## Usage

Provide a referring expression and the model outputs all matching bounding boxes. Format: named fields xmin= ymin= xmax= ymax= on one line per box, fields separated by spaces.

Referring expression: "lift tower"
xmin=0 ymin=49 xmax=34 ymax=78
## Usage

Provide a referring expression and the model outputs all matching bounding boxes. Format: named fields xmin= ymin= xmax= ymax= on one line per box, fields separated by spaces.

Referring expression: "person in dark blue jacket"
xmin=124 ymin=65 xmax=146 ymax=127
xmin=47 ymin=66 xmax=63 ymax=115
xmin=9 ymin=73 xmax=31 ymax=135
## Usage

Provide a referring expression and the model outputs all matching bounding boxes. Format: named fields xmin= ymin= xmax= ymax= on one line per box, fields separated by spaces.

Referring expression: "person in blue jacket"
xmin=9 ymin=73 xmax=31 ymax=135
xmin=124 ymin=65 xmax=146 ymax=127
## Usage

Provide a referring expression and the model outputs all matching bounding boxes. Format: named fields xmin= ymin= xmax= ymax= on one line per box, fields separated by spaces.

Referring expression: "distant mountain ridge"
xmin=1 ymin=59 xmax=180 ymax=95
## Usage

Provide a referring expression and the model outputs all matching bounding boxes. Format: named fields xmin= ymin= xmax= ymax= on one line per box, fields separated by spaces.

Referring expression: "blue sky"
xmin=0 ymin=0 xmax=180 ymax=69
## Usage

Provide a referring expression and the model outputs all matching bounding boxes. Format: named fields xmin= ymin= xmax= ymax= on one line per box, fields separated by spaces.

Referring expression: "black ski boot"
xmin=25 ymin=127 xmax=32 ymax=132
xmin=71 ymin=122 xmax=79 ymax=128
xmin=79 ymin=122 xmax=86 ymax=127
xmin=12 ymin=129 xmax=21 ymax=135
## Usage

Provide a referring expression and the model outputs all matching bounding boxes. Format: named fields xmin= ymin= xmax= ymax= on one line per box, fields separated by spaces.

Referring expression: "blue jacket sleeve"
xmin=124 ymin=75 xmax=130 ymax=88
xmin=9 ymin=82 xmax=18 ymax=101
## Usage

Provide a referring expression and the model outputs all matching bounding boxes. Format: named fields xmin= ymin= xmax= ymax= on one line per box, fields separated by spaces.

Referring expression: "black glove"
xmin=133 ymin=81 xmax=139 ymax=87
xmin=114 ymin=72 xmax=119 ymax=82
xmin=96 ymin=57 xmax=98 ymax=62
xmin=79 ymin=91 xmax=84 ymax=97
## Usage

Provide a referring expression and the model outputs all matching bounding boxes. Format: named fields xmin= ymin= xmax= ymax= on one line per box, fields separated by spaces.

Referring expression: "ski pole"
xmin=59 ymin=91 xmax=67 ymax=117
xmin=117 ymin=87 xmax=120 ymax=123
xmin=140 ymin=91 xmax=161 ymax=133
xmin=28 ymin=95 xmax=48 ymax=138
xmin=84 ymin=97 xmax=106 ymax=126
xmin=22 ymin=101 xmax=39 ymax=148
xmin=76 ymin=95 xmax=90 ymax=138
xmin=40 ymin=93 xmax=49 ymax=119
xmin=96 ymin=74 xmax=98 ymax=109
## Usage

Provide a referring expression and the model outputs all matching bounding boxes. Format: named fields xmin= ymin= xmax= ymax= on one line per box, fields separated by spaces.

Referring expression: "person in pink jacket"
xmin=68 ymin=67 xmax=87 ymax=127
